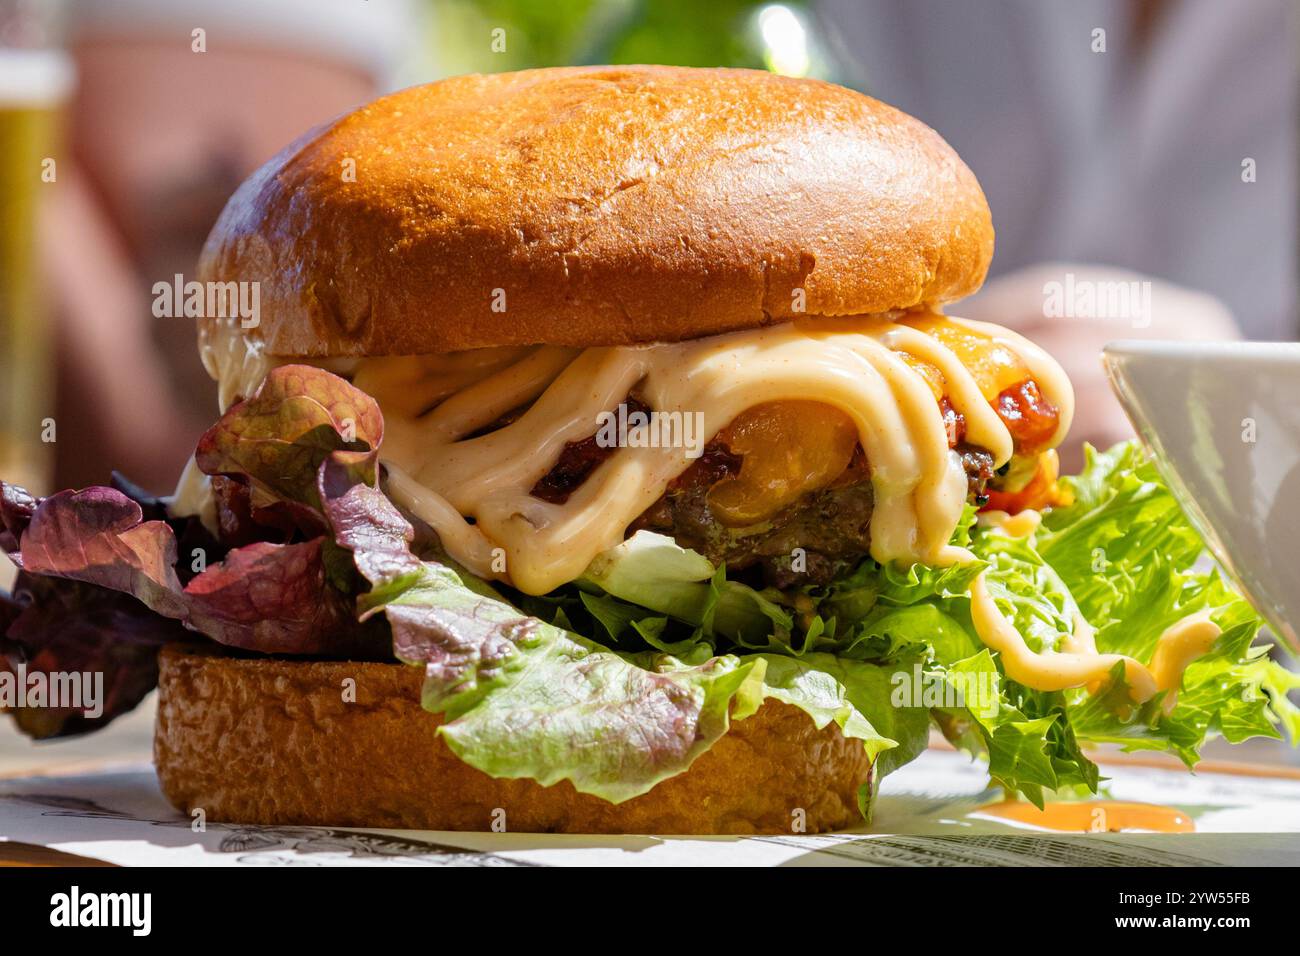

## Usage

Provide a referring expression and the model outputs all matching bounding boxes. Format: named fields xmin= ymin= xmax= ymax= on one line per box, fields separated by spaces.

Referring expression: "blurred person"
xmin=817 ymin=0 xmax=1297 ymax=458
xmin=44 ymin=0 xmax=416 ymax=492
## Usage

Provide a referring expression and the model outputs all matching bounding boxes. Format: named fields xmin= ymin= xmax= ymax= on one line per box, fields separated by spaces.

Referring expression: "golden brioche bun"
xmin=198 ymin=65 xmax=993 ymax=356
xmin=154 ymin=644 xmax=871 ymax=834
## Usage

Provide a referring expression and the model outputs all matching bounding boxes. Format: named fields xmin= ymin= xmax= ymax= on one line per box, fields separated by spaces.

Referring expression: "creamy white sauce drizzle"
xmin=184 ymin=315 xmax=1216 ymax=699
xmin=976 ymin=508 xmax=1043 ymax=538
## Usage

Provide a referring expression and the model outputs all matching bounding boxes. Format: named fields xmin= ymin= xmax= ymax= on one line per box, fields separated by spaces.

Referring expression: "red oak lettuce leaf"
xmin=9 ymin=484 xmax=383 ymax=659
xmin=181 ymin=538 xmax=383 ymax=655
xmin=2 ymin=477 xmax=212 ymax=737
xmin=1 ymin=481 xmax=39 ymax=554
xmin=2 ymin=367 xmax=393 ymax=739
xmin=2 ymin=572 xmax=187 ymax=738
xmin=108 ymin=471 xmax=229 ymax=583
xmin=321 ymin=476 xmax=504 ymax=693
xmin=195 ymin=364 xmax=383 ymax=511
xmin=208 ymin=474 xmax=326 ymax=546
xmin=19 ymin=487 xmax=190 ymax=617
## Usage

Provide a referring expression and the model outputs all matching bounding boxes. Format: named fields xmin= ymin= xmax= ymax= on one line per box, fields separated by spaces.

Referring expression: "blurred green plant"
xmin=429 ymin=0 xmax=841 ymax=81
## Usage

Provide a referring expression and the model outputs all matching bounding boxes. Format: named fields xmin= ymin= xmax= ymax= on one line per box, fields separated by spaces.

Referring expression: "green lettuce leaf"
xmin=1028 ymin=442 xmax=1299 ymax=765
xmin=942 ymin=441 xmax=1299 ymax=798
xmin=580 ymin=530 xmax=792 ymax=643
xmin=324 ymin=477 xmax=763 ymax=803
xmin=548 ymin=443 xmax=1296 ymax=807
xmin=738 ymin=651 xmax=932 ymax=777
xmin=325 ymin=478 xmax=929 ymax=807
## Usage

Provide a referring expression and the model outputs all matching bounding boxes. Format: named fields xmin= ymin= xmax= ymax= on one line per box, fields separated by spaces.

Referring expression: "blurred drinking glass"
xmin=0 ymin=0 xmax=72 ymax=494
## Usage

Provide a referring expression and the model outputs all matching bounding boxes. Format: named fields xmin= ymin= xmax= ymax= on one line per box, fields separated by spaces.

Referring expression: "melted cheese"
xmin=706 ymin=402 xmax=859 ymax=527
xmin=976 ymin=508 xmax=1043 ymax=538
xmin=199 ymin=319 xmax=279 ymax=413
xmin=372 ymin=317 xmax=1033 ymax=592
xmin=167 ymin=453 xmax=218 ymax=532
xmin=191 ymin=313 xmax=1217 ymax=701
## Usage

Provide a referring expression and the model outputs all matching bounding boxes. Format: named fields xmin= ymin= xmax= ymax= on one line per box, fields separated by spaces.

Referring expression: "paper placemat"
xmin=3 ymin=748 xmax=1299 ymax=866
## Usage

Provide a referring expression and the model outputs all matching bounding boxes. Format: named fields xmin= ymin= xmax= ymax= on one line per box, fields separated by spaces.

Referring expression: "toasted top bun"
xmin=198 ymin=65 xmax=993 ymax=357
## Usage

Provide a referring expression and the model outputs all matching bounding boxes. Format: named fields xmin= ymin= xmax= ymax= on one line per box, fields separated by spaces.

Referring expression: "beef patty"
xmin=628 ymin=438 xmax=993 ymax=588
xmin=530 ymin=397 xmax=996 ymax=589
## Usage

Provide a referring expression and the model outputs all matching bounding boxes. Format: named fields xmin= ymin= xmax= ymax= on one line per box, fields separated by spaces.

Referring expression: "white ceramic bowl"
xmin=1103 ymin=340 xmax=1300 ymax=650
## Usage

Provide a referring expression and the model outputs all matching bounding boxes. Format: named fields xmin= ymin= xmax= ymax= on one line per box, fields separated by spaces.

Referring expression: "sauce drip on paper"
xmin=977 ymin=799 xmax=1195 ymax=833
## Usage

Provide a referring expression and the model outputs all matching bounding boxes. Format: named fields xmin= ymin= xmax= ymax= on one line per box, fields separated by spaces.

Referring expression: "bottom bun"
xmin=154 ymin=644 xmax=872 ymax=834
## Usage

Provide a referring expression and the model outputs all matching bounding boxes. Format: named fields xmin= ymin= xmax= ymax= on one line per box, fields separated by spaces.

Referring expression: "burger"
xmin=2 ymin=66 xmax=1295 ymax=835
